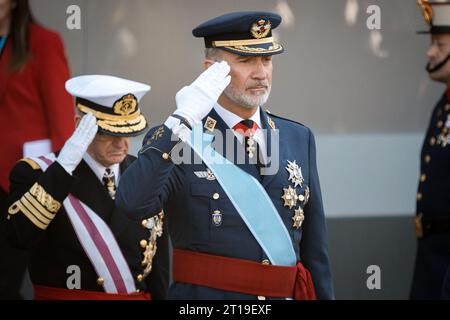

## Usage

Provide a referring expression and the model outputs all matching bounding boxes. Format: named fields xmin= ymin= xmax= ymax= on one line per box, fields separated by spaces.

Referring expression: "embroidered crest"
xmin=212 ymin=210 xmax=222 ymax=227
xmin=417 ymin=0 xmax=433 ymax=26
xmin=251 ymin=19 xmax=271 ymax=39
xmin=113 ymin=94 xmax=138 ymax=116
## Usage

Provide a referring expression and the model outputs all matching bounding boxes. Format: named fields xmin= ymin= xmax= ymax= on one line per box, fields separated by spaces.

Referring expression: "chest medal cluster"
xmin=281 ymin=160 xmax=310 ymax=229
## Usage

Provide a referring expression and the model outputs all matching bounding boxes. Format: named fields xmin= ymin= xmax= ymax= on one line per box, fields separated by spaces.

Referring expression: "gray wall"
xmin=29 ymin=0 xmax=439 ymax=299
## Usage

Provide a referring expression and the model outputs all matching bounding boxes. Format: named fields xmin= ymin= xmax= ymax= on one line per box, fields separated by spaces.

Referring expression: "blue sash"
xmin=187 ymin=124 xmax=296 ymax=266
xmin=0 ymin=36 xmax=7 ymax=52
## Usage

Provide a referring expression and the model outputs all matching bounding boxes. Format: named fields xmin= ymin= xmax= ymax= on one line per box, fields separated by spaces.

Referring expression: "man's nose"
xmin=427 ymin=44 xmax=438 ymax=60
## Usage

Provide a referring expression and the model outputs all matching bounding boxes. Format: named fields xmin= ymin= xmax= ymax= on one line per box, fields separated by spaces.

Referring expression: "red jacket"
xmin=0 ymin=23 xmax=75 ymax=192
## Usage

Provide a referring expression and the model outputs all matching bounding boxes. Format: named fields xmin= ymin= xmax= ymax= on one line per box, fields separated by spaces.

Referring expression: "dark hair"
xmin=9 ymin=0 xmax=34 ymax=71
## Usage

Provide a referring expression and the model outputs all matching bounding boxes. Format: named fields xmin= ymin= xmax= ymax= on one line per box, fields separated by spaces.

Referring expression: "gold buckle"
xmin=414 ymin=213 xmax=424 ymax=239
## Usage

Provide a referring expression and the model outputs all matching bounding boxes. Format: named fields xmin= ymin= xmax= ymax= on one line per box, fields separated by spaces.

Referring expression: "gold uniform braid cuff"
xmin=8 ymin=183 xmax=61 ymax=230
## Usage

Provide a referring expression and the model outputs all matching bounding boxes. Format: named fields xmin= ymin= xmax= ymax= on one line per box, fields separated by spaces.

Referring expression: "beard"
xmin=224 ymin=81 xmax=271 ymax=109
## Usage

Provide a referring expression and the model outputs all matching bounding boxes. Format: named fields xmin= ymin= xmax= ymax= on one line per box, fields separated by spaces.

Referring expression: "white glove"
xmin=57 ymin=113 xmax=98 ymax=175
xmin=173 ymin=61 xmax=231 ymax=127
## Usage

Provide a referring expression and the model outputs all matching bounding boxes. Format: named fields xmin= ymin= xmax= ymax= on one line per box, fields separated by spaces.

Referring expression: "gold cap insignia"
xmin=251 ymin=19 xmax=271 ymax=39
xmin=417 ymin=0 xmax=433 ymax=26
xmin=113 ymin=94 xmax=138 ymax=116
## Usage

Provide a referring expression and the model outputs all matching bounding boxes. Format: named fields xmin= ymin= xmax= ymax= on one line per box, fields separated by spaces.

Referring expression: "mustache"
xmin=246 ymin=82 xmax=270 ymax=90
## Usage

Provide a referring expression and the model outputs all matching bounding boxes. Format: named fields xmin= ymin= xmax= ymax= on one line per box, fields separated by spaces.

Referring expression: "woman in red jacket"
xmin=0 ymin=0 xmax=74 ymax=299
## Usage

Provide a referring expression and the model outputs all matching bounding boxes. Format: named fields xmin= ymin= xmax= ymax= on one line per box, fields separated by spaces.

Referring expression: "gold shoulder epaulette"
xmin=19 ymin=158 xmax=41 ymax=170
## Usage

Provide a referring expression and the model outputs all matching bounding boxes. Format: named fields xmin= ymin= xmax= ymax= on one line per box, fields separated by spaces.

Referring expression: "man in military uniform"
xmin=117 ymin=11 xmax=334 ymax=300
xmin=1 ymin=75 xmax=169 ymax=299
xmin=411 ymin=1 xmax=450 ymax=300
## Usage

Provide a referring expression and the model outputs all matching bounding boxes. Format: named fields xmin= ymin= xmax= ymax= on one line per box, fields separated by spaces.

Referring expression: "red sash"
xmin=173 ymin=249 xmax=317 ymax=300
xmin=34 ymin=285 xmax=151 ymax=300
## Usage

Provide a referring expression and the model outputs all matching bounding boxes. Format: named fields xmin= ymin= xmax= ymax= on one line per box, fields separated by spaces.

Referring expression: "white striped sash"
xmin=32 ymin=154 xmax=136 ymax=294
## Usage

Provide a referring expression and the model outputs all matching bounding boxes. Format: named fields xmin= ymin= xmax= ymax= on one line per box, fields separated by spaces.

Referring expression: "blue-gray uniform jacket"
xmin=116 ymin=108 xmax=334 ymax=300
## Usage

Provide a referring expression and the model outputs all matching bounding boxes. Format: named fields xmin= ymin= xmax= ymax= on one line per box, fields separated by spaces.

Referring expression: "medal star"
xmin=282 ymin=186 xmax=298 ymax=209
xmin=286 ymin=160 xmax=304 ymax=188
xmin=292 ymin=207 xmax=305 ymax=229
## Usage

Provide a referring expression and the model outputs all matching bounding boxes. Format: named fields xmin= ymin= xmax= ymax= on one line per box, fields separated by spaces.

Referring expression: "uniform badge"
xmin=194 ymin=169 xmax=216 ymax=181
xmin=292 ymin=207 xmax=305 ymax=229
xmin=113 ymin=94 xmax=138 ymax=116
xmin=267 ymin=116 xmax=276 ymax=130
xmin=212 ymin=210 xmax=222 ymax=227
xmin=204 ymin=117 xmax=217 ymax=132
xmin=286 ymin=160 xmax=304 ymax=188
xmin=251 ymin=19 xmax=271 ymax=39
xmin=282 ymin=186 xmax=298 ymax=209
xmin=418 ymin=0 xmax=433 ymax=26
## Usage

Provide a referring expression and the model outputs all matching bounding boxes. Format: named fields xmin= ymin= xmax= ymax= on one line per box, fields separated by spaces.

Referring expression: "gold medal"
xmin=292 ymin=207 xmax=305 ymax=229
xmin=282 ymin=186 xmax=298 ymax=209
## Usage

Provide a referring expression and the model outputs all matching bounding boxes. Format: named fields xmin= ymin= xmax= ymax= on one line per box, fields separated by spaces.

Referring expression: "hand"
xmin=57 ymin=113 xmax=98 ymax=175
xmin=174 ymin=61 xmax=231 ymax=127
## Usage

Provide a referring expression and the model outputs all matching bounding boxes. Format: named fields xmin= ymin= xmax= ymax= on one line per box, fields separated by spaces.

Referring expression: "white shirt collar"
xmin=213 ymin=103 xmax=262 ymax=130
xmin=82 ymin=152 xmax=120 ymax=185
xmin=213 ymin=103 xmax=267 ymax=163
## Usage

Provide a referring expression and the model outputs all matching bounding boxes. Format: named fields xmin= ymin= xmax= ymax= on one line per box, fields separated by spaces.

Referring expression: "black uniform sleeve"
xmin=3 ymin=159 xmax=74 ymax=249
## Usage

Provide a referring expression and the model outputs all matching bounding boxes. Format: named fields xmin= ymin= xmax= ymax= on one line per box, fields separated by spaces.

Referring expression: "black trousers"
xmin=0 ymin=187 xmax=29 ymax=300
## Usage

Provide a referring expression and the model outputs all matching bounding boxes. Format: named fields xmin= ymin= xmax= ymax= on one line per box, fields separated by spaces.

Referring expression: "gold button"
xmin=96 ymin=277 xmax=104 ymax=286
xmin=438 ymin=121 xmax=444 ymax=128
xmin=430 ymin=137 xmax=436 ymax=146
xmin=445 ymin=104 xmax=450 ymax=111
xmin=136 ymin=289 xmax=141 ymax=293
xmin=137 ymin=274 xmax=144 ymax=282
xmin=420 ymin=174 xmax=427 ymax=183
xmin=162 ymin=153 xmax=169 ymax=160
xmin=213 ymin=193 xmax=220 ymax=200
xmin=140 ymin=240 xmax=148 ymax=248
xmin=262 ymin=259 xmax=270 ymax=265
xmin=417 ymin=193 xmax=423 ymax=201
xmin=425 ymin=155 xmax=431 ymax=164
xmin=214 ymin=210 xmax=221 ymax=214
xmin=257 ymin=296 xmax=266 ymax=300
xmin=141 ymin=219 xmax=148 ymax=228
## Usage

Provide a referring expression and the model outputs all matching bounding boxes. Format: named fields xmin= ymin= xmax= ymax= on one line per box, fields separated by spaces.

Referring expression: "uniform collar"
xmin=213 ymin=102 xmax=262 ymax=129
xmin=82 ymin=152 xmax=120 ymax=185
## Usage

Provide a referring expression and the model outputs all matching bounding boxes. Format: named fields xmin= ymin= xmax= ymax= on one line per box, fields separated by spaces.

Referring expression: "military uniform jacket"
xmin=411 ymin=92 xmax=450 ymax=299
xmin=117 ymin=108 xmax=334 ymax=300
xmin=1 ymin=155 xmax=169 ymax=298
xmin=417 ymin=92 xmax=450 ymax=220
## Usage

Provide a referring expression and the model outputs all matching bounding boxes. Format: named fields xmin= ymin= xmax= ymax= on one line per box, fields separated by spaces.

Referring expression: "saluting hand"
xmin=56 ymin=113 xmax=98 ymax=175
xmin=174 ymin=61 xmax=231 ymax=127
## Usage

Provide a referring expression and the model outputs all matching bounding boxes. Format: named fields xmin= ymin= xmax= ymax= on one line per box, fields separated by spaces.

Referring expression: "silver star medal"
xmin=286 ymin=160 xmax=304 ymax=188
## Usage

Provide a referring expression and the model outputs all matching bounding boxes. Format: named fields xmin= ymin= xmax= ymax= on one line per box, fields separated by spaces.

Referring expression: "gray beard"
xmin=224 ymin=83 xmax=271 ymax=109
